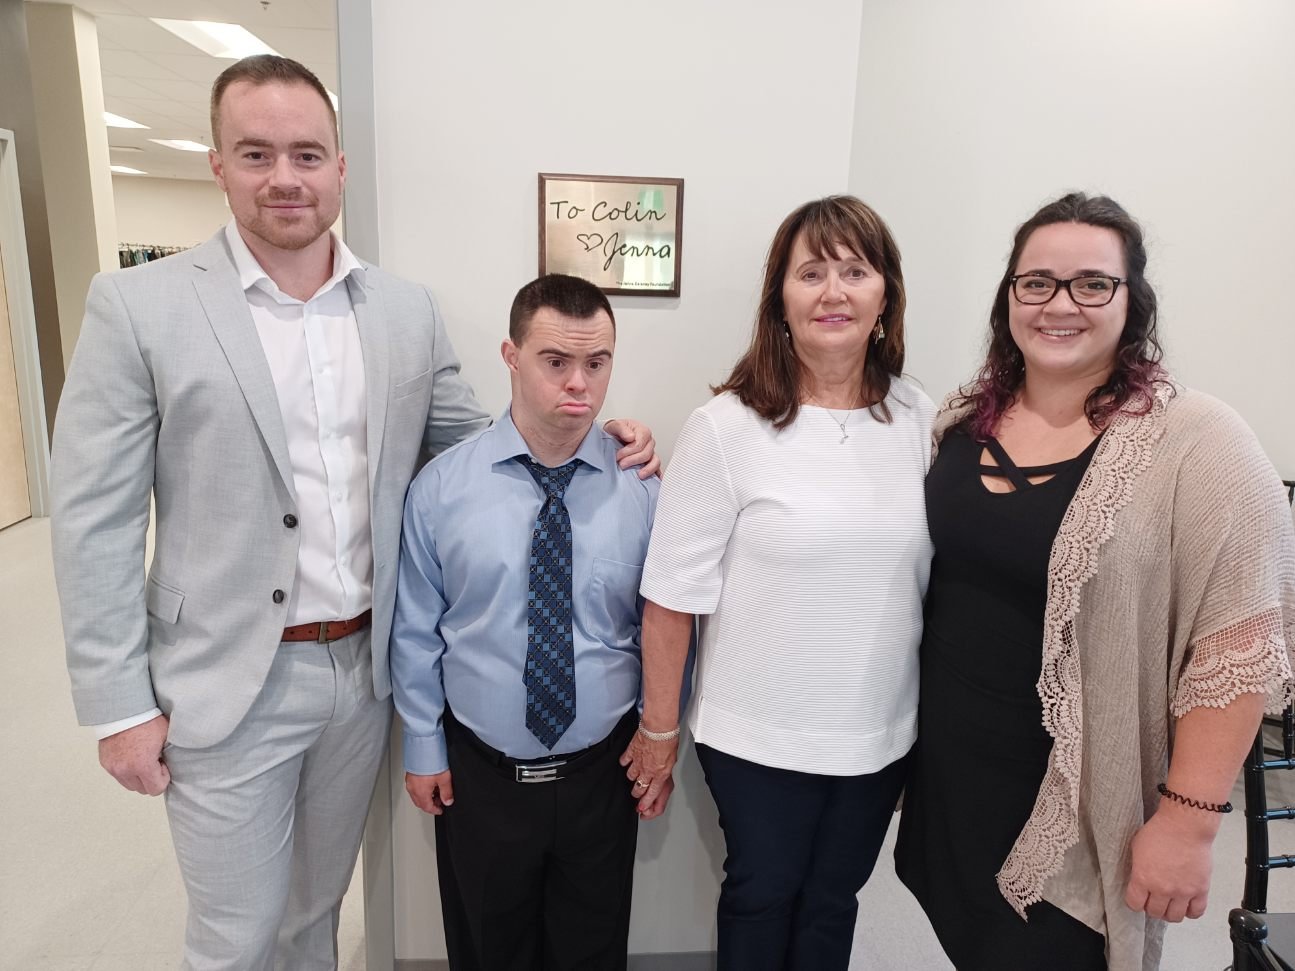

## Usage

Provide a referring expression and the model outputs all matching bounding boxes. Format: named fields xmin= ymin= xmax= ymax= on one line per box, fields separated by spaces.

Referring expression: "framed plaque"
xmin=538 ymin=173 xmax=683 ymax=297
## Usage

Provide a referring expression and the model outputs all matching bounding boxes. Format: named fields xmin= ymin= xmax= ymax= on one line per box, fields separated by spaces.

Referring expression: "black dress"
xmin=895 ymin=426 xmax=1108 ymax=971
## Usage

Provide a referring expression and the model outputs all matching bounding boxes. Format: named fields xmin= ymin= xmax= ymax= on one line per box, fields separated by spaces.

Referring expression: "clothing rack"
xmin=118 ymin=242 xmax=188 ymax=269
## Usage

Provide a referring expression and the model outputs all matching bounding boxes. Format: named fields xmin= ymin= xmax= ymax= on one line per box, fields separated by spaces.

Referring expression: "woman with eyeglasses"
xmin=894 ymin=192 xmax=1295 ymax=970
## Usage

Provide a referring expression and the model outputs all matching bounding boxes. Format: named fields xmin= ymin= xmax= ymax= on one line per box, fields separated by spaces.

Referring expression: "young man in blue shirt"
xmin=391 ymin=274 xmax=669 ymax=969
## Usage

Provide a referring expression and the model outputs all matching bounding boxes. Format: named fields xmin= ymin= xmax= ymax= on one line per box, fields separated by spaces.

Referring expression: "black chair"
xmin=1227 ymin=480 xmax=1295 ymax=970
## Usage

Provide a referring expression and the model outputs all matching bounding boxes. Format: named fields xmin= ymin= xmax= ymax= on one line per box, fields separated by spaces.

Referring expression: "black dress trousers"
xmin=435 ymin=709 xmax=639 ymax=971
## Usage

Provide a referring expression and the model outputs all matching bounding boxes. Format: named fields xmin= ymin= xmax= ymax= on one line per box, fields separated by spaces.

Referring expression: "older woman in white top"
xmin=620 ymin=195 xmax=934 ymax=970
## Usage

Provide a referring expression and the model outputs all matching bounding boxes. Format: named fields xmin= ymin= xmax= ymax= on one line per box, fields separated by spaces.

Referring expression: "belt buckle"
xmin=317 ymin=621 xmax=331 ymax=644
xmin=515 ymin=760 xmax=566 ymax=783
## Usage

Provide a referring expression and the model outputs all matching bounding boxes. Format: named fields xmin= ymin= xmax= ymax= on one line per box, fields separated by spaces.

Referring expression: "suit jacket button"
xmin=283 ymin=514 xmax=298 ymax=528
xmin=272 ymin=589 xmax=285 ymax=604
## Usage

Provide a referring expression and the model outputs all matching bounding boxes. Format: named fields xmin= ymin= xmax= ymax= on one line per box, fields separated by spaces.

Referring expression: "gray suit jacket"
xmin=51 ymin=231 xmax=491 ymax=748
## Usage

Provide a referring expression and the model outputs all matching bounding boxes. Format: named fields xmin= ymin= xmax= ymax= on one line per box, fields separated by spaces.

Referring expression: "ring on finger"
xmin=635 ymin=779 xmax=649 ymax=788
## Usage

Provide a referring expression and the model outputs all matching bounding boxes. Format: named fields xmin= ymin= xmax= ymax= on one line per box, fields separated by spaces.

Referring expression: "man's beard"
xmin=249 ymin=193 xmax=335 ymax=251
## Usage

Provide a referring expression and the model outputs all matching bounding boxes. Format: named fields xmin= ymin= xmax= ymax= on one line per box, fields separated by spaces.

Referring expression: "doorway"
xmin=0 ymin=235 xmax=31 ymax=529
xmin=0 ymin=127 xmax=50 ymax=529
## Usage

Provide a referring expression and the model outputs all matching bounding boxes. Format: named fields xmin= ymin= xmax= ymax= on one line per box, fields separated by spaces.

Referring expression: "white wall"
xmin=362 ymin=0 xmax=1295 ymax=960
xmin=368 ymin=0 xmax=864 ymax=958
xmin=850 ymin=0 xmax=1295 ymax=475
xmin=371 ymin=0 xmax=863 ymax=460
xmin=111 ymin=175 xmax=229 ymax=250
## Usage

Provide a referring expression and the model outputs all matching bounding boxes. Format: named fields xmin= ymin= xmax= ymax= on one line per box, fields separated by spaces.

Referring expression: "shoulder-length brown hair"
xmin=714 ymin=195 xmax=906 ymax=428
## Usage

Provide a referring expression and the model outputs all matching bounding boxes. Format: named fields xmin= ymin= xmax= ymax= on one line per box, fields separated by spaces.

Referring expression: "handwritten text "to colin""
xmin=549 ymin=200 xmax=668 ymax=223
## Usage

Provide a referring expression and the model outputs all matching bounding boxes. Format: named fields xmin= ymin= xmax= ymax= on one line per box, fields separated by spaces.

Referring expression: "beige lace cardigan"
xmin=933 ymin=380 xmax=1295 ymax=971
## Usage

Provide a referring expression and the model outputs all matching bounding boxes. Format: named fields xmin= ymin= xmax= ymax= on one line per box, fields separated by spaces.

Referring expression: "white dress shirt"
xmin=95 ymin=222 xmax=372 ymax=739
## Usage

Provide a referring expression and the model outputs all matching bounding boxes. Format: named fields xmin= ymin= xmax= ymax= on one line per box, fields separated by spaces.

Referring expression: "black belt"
xmin=449 ymin=708 xmax=636 ymax=784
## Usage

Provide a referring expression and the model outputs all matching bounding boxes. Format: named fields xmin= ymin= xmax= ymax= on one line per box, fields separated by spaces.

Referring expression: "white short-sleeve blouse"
xmin=641 ymin=381 xmax=935 ymax=775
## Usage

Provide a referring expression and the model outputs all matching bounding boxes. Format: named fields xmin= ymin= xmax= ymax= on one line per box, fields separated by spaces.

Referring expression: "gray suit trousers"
xmin=163 ymin=630 xmax=390 ymax=971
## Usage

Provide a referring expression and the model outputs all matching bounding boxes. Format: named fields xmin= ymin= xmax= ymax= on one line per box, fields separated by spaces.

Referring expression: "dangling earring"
xmin=873 ymin=314 xmax=885 ymax=344
xmin=783 ymin=320 xmax=792 ymax=340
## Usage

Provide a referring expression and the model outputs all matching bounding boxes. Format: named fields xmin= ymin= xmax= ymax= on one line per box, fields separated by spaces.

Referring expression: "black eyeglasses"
xmin=1010 ymin=273 xmax=1125 ymax=307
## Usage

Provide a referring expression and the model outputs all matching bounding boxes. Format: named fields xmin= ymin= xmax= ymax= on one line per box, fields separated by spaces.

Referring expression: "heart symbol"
xmin=576 ymin=233 xmax=603 ymax=252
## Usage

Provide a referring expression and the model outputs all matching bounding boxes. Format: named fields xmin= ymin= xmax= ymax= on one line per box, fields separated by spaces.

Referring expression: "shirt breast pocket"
xmin=587 ymin=557 xmax=644 ymax=647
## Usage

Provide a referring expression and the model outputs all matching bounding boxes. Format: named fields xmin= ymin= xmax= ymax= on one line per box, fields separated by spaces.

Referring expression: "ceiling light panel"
xmin=151 ymin=19 xmax=280 ymax=60
xmin=104 ymin=111 xmax=149 ymax=129
xmin=110 ymin=165 xmax=148 ymax=176
xmin=150 ymin=138 xmax=211 ymax=153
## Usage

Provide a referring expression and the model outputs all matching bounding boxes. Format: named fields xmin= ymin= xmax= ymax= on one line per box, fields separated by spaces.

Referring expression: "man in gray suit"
xmin=50 ymin=55 xmax=656 ymax=970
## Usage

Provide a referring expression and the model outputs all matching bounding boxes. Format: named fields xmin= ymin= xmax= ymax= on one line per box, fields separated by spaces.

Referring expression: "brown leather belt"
xmin=282 ymin=609 xmax=372 ymax=643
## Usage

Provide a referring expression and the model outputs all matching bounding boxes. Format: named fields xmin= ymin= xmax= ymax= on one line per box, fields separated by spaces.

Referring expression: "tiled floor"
xmin=5 ymin=514 xmax=1293 ymax=969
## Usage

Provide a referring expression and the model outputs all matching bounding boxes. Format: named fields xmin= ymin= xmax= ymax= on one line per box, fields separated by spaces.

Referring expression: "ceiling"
xmin=30 ymin=0 xmax=339 ymax=181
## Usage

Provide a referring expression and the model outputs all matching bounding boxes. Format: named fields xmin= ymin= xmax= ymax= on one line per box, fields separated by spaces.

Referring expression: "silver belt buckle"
xmin=515 ymin=760 xmax=566 ymax=783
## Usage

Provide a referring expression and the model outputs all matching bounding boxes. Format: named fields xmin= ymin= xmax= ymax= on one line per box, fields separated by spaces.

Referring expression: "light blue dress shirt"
xmin=392 ymin=408 xmax=659 ymax=775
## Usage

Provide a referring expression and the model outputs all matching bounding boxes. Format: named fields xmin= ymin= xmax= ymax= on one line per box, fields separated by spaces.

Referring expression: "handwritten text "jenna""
xmin=574 ymin=231 xmax=672 ymax=272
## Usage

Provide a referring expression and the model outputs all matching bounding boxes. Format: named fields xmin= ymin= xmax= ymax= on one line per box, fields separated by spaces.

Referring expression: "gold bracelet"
xmin=637 ymin=721 xmax=680 ymax=742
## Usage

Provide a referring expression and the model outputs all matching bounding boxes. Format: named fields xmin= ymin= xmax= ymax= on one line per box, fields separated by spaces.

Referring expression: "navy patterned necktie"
xmin=517 ymin=456 xmax=581 ymax=749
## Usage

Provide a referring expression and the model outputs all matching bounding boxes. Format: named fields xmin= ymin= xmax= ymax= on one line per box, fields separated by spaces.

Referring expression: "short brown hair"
xmin=509 ymin=274 xmax=616 ymax=344
xmin=714 ymin=195 xmax=907 ymax=427
xmin=210 ymin=55 xmax=337 ymax=149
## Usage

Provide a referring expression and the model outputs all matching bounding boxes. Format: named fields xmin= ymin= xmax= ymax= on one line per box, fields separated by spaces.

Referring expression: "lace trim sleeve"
xmin=1172 ymin=608 xmax=1294 ymax=718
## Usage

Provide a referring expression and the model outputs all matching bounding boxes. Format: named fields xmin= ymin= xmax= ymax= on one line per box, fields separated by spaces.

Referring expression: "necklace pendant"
xmin=839 ymin=432 xmax=849 ymax=444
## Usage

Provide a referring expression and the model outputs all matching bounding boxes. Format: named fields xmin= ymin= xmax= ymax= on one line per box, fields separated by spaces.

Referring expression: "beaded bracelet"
xmin=1157 ymin=783 xmax=1233 ymax=814
xmin=637 ymin=721 xmax=681 ymax=742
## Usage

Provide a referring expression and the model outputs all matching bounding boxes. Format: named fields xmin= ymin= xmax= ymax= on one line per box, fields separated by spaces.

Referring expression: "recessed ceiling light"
xmin=109 ymin=145 xmax=144 ymax=154
xmin=151 ymin=19 xmax=279 ymax=59
xmin=150 ymin=138 xmax=211 ymax=152
xmin=111 ymin=165 xmax=148 ymax=176
xmin=105 ymin=111 xmax=149 ymax=129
